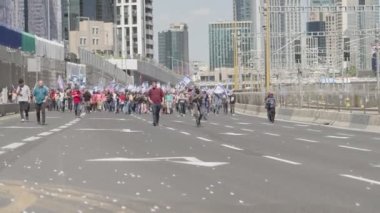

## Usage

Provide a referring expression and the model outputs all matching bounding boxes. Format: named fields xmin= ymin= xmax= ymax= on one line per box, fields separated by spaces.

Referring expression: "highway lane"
xmin=0 ymin=110 xmax=378 ymax=212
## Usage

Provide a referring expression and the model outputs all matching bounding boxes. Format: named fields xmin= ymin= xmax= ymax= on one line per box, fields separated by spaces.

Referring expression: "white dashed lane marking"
xmin=340 ymin=174 xmax=380 ymax=185
xmin=38 ymin=132 xmax=53 ymax=136
xmin=327 ymin=136 xmax=349 ymax=139
xmin=166 ymin=127 xmax=176 ymax=131
xmin=197 ymin=137 xmax=213 ymax=142
xmin=307 ymin=129 xmax=322 ymax=133
xmin=264 ymin=132 xmax=280 ymax=137
xmin=339 ymin=145 xmax=372 ymax=152
xmin=23 ymin=136 xmax=41 ymax=142
xmin=295 ymin=138 xmax=319 ymax=143
xmin=263 ymin=156 xmax=302 ymax=165
xmin=2 ymin=142 xmax=25 ymax=150
xmin=50 ymin=129 xmax=62 ymax=132
xmin=221 ymin=132 xmax=245 ymax=136
xmin=221 ymin=144 xmax=244 ymax=151
xmin=180 ymin=132 xmax=191 ymax=136
xmin=241 ymin=129 xmax=255 ymax=132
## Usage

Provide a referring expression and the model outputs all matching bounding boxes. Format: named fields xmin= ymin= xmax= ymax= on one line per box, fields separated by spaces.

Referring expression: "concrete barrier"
xmin=0 ymin=103 xmax=35 ymax=117
xmin=236 ymin=103 xmax=380 ymax=133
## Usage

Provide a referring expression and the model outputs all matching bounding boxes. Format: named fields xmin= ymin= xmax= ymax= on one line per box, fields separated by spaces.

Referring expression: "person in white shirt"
xmin=16 ymin=79 xmax=31 ymax=122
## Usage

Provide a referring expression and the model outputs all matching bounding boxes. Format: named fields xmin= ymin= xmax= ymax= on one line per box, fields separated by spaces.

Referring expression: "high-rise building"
xmin=233 ymin=0 xmax=252 ymax=21
xmin=158 ymin=23 xmax=189 ymax=74
xmin=27 ymin=0 xmax=62 ymax=41
xmin=115 ymin=0 xmax=154 ymax=59
xmin=0 ymin=0 xmax=63 ymax=41
xmin=0 ymin=0 xmax=25 ymax=31
xmin=209 ymin=21 xmax=253 ymax=71
xmin=269 ymin=0 xmax=309 ymax=71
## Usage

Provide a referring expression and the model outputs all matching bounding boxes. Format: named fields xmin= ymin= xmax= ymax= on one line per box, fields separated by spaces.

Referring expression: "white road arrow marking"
xmin=86 ymin=157 xmax=229 ymax=168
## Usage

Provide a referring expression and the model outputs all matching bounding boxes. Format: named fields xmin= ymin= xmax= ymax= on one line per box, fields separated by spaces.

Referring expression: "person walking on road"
xmin=33 ymin=80 xmax=49 ymax=125
xmin=16 ymin=79 xmax=31 ymax=122
xmin=265 ymin=92 xmax=276 ymax=123
xmin=72 ymin=86 xmax=82 ymax=118
xmin=229 ymin=91 xmax=236 ymax=115
xmin=148 ymin=81 xmax=164 ymax=126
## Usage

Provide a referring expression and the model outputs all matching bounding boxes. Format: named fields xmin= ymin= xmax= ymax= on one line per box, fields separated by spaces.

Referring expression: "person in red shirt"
xmin=72 ymin=86 xmax=82 ymax=117
xmin=148 ymin=81 xmax=164 ymax=126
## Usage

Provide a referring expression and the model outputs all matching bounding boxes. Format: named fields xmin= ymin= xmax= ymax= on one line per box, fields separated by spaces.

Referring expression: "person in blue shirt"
xmin=33 ymin=80 xmax=49 ymax=125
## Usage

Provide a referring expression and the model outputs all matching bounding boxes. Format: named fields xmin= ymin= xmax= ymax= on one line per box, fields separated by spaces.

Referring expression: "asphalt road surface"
xmin=0 ymin=109 xmax=379 ymax=213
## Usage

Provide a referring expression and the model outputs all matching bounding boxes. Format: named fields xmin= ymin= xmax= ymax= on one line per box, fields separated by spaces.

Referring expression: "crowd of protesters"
xmin=11 ymin=78 xmax=240 ymax=126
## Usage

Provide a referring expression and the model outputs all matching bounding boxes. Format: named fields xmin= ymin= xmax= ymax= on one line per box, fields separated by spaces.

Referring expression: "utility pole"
xmin=264 ymin=0 xmax=271 ymax=92
xmin=47 ymin=0 xmax=50 ymax=40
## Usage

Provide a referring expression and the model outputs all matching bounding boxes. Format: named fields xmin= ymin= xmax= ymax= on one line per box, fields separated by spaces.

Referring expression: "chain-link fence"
xmin=236 ymin=82 xmax=380 ymax=114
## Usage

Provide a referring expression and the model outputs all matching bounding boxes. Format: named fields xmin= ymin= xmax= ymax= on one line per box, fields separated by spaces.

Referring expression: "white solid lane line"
xmin=295 ymin=138 xmax=319 ymax=143
xmin=327 ymin=136 xmax=349 ymax=139
xmin=340 ymin=174 xmax=380 ymax=185
xmin=221 ymin=144 xmax=244 ymax=151
xmin=2 ymin=142 xmax=25 ymax=150
xmin=263 ymin=156 xmax=302 ymax=165
xmin=23 ymin=136 xmax=41 ymax=142
xmin=264 ymin=132 xmax=280 ymax=137
xmin=338 ymin=145 xmax=372 ymax=152
xmin=197 ymin=137 xmax=213 ymax=142
xmin=181 ymin=132 xmax=191 ymax=135
xmin=38 ymin=132 xmax=53 ymax=136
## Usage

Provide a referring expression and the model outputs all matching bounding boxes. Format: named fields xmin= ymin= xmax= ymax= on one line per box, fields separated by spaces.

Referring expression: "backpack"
xmin=266 ymin=98 xmax=275 ymax=109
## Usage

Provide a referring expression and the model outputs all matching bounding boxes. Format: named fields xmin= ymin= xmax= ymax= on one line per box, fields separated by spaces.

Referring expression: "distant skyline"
xmin=153 ymin=0 xmax=232 ymax=64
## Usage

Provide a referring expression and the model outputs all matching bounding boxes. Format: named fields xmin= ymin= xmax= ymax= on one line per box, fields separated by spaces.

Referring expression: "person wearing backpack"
xmin=265 ymin=92 xmax=276 ymax=123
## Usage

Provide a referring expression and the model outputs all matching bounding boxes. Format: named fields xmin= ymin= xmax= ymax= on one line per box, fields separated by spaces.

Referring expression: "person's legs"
xmin=19 ymin=102 xmax=25 ymax=120
xmin=25 ymin=102 xmax=29 ymax=121
xmin=155 ymin=104 xmax=161 ymax=125
xmin=35 ymin=103 xmax=41 ymax=124
xmin=41 ymin=103 xmax=46 ymax=124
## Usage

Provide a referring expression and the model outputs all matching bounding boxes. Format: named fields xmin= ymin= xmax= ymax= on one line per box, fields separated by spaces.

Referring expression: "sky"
xmin=153 ymin=0 xmax=232 ymax=64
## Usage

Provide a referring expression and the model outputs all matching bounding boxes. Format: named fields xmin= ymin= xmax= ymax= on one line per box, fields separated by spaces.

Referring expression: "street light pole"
xmin=264 ymin=0 xmax=271 ymax=92
xmin=377 ymin=46 xmax=380 ymax=114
